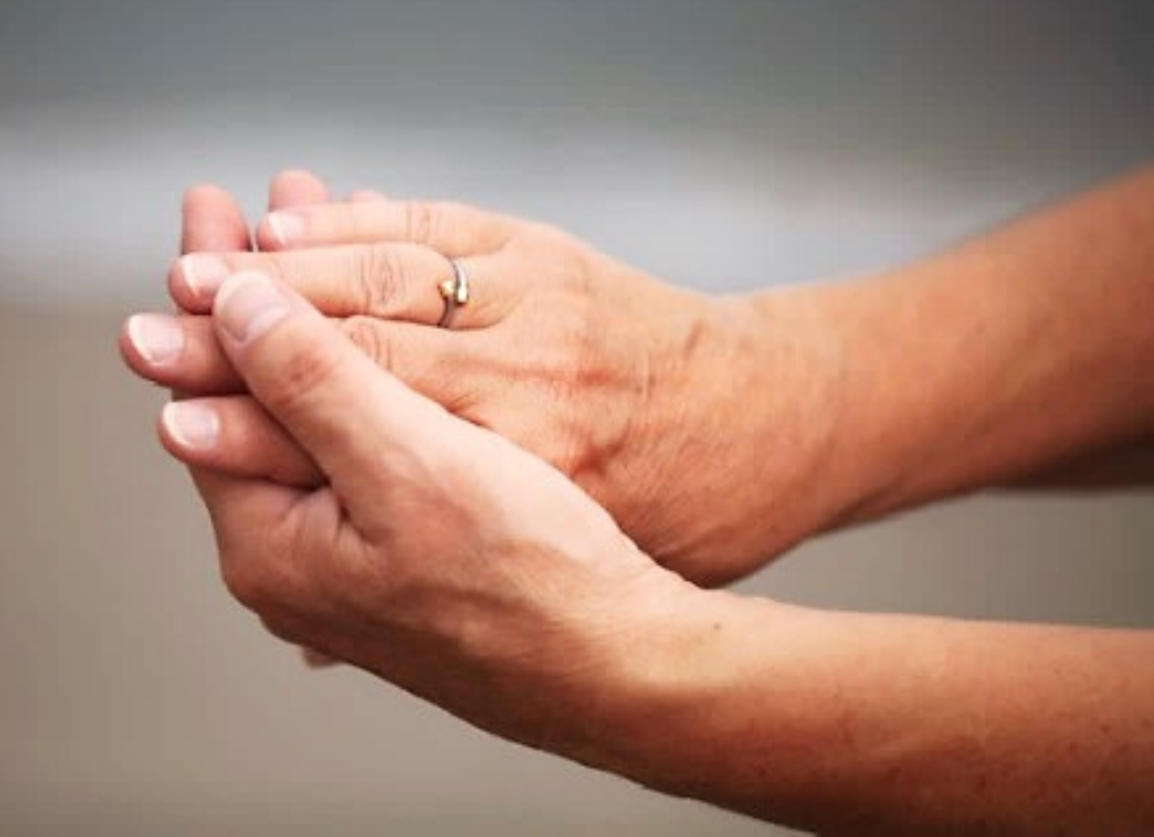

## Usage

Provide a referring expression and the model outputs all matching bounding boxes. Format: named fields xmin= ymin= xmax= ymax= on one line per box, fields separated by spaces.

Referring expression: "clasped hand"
xmin=125 ymin=172 xmax=844 ymax=586
xmin=121 ymin=170 xmax=799 ymax=756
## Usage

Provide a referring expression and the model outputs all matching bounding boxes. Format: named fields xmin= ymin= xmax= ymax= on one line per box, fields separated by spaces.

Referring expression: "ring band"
xmin=437 ymin=259 xmax=471 ymax=328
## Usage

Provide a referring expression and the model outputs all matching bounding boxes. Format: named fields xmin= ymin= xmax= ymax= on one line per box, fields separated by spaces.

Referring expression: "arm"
xmin=122 ymin=167 xmax=1154 ymax=584
xmin=1009 ymin=439 xmax=1154 ymax=489
xmin=147 ymin=270 xmax=1154 ymax=835
xmin=743 ymin=166 xmax=1154 ymax=527
xmin=609 ymin=594 xmax=1154 ymax=835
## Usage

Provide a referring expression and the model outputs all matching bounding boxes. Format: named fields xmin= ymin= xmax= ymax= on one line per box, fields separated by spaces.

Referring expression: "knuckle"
xmin=353 ymin=245 xmax=408 ymax=316
xmin=267 ymin=338 xmax=349 ymax=423
xmin=258 ymin=614 xmax=307 ymax=646
xmin=220 ymin=558 xmax=276 ymax=613
xmin=340 ymin=316 xmax=393 ymax=371
xmin=260 ymin=253 xmax=298 ymax=286
xmin=220 ymin=522 xmax=319 ymax=616
xmin=403 ymin=201 xmax=438 ymax=245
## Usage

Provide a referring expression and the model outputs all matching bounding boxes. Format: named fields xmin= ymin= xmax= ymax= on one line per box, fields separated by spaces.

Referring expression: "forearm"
xmin=603 ymin=593 xmax=1154 ymax=834
xmin=1009 ymin=439 xmax=1154 ymax=489
xmin=740 ymin=166 xmax=1154 ymax=529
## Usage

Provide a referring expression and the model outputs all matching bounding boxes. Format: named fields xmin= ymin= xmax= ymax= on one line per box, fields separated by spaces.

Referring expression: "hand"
xmin=124 ymin=176 xmax=847 ymax=584
xmin=156 ymin=269 xmax=695 ymax=756
xmin=155 ymin=170 xmax=341 ymax=666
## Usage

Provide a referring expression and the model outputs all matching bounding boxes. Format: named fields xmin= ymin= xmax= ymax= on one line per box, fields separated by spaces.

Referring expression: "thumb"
xmin=212 ymin=270 xmax=453 ymax=523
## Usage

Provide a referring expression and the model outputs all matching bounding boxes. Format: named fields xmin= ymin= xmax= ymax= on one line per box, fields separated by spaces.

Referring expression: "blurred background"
xmin=1 ymin=1 xmax=1151 ymax=834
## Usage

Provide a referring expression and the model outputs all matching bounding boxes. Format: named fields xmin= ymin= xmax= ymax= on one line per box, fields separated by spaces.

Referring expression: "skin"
xmin=123 ymin=171 xmax=1154 ymax=586
xmin=171 ymin=170 xmax=342 ymax=667
xmin=120 ymin=169 xmax=1154 ymax=832
xmin=125 ymin=181 xmax=859 ymax=585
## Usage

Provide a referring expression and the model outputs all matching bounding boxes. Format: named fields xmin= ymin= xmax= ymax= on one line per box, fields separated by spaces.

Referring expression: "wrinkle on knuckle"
xmin=348 ymin=252 xmax=380 ymax=317
xmin=261 ymin=254 xmax=289 ymax=282
xmin=340 ymin=316 xmax=392 ymax=371
xmin=216 ymin=502 xmax=326 ymax=620
xmin=267 ymin=338 xmax=348 ymax=423
xmin=403 ymin=201 xmax=438 ymax=246
xmin=356 ymin=245 xmax=407 ymax=316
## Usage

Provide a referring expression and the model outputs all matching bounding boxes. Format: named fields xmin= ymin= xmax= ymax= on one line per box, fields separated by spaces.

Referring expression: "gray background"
xmin=1 ymin=1 xmax=1151 ymax=834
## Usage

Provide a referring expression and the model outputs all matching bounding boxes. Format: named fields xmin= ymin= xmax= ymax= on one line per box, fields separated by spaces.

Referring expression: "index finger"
xmin=256 ymin=199 xmax=516 ymax=258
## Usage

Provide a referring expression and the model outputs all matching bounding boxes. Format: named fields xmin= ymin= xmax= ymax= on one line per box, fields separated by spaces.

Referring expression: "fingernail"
xmin=215 ymin=271 xmax=292 ymax=344
xmin=127 ymin=313 xmax=184 ymax=365
xmin=267 ymin=210 xmax=305 ymax=246
xmin=182 ymin=254 xmax=229 ymax=298
xmin=162 ymin=401 xmax=220 ymax=451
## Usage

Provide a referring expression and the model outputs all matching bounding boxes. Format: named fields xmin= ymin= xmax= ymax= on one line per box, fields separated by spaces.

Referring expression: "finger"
xmin=172 ymin=173 xmax=334 ymax=313
xmin=121 ymin=313 xmax=243 ymax=394
xmin=162 ymin=408 xmax=340 ymax=620
xmin=186 ymin=469 xmax=302 ymax=542
xmin=181 ymin=185 xmax=251 ymax=256
xmin=179 ymin=466 xmax=316 ymax=616
xmin=159 ymin=397 xmax=323 ymax=488
xmin=335 ymin=316 xmax=482 ymax=412
xmin=176 ymin=179 xmax=327 ymax=629
xmin=211 ymin=271 xmax=464 ymax=530
xmin=346 ymin=189 xmax=388 ymax=203
xmin=125 ymin=306 xmax=480 ymax=408
xmin=255 ymin=199 xmax=515 ymax=258
xmin=268 ymin=169 xmax=331 ymax=212
xmin=170 ymin=244 xmax=509 ymax=328
xmin=178 ymin=183 xmax=254 ymax=560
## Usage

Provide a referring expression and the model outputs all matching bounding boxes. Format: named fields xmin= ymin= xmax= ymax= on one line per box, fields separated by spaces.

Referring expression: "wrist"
xmin=573 ymin=583 xmax=829 ymax=826
xmin=558 ymin=576 xmax=781 ymax=792
xmin=599 ymin=283 xmax=842 ymax=582
xmin=771 ymin=273 xmax=936 ymax=523
xmin=708 ymin=288 xmax=882 ymax=549
xmin=586 ymin=588 xmax=1154 ymax=834
xmin=532 ymin=563 xmax=724 ymax=774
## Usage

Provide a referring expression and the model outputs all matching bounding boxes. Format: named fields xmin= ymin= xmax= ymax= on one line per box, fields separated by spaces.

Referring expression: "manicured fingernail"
xmin=127 ymin=313 xmax=184 ymax=365
xmin=182 ymin=254 xmax=229 ymax=298
xmin=162 ymin=401 xmax=220 ymax=451
xmin=267 ymin=210 xmax=304 ymax=245
xmin=215 ymin=271 xmax=292 ymax=343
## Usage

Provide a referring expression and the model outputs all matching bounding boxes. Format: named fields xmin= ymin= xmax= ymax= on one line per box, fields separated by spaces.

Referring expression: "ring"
xmin=437 ymin=259 xmax=471 ymax=328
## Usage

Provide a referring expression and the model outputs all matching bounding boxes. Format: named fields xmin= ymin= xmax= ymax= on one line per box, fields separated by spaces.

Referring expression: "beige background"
xmin=2 ymin=1 xmax=1152 ymax=834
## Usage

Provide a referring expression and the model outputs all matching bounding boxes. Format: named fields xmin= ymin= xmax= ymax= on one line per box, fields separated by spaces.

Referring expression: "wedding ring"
xmin=437 ymin=259 xmax=471 ymax=328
